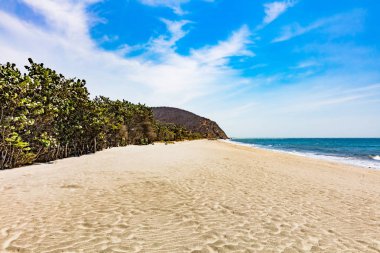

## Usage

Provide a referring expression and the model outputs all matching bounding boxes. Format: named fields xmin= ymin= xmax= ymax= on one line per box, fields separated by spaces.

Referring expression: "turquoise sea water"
xmin=229 ymin=138 xmax=380 ymax=169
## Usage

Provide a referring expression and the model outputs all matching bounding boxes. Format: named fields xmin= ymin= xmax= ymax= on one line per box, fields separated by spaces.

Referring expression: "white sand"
xmin=0 ymin=140 xmax=379 ymax=252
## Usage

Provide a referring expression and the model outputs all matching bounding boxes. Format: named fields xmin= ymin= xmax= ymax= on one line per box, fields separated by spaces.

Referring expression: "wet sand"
xmin=0 ymin=140 xmax=379 ymax=252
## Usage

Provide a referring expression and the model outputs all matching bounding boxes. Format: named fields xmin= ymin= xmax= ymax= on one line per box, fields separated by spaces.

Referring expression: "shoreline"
xmin=1 ymin=140 xmax=379 ymax=252
xmin=222 ymin=139 xmax=380 ymax=170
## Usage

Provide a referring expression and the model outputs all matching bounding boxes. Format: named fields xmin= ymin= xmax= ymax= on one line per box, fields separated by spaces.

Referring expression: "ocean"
xmin=229 ymin=138 xmax=380 ymax=169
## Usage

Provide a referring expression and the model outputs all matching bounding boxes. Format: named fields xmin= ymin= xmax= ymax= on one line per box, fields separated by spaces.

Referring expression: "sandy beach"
xmin=0 ymin=140 xmax=379 ymax=252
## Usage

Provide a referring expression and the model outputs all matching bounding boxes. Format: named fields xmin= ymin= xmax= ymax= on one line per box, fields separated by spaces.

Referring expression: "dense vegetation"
xmin=0 ymin=59 xmax=203 ymax=169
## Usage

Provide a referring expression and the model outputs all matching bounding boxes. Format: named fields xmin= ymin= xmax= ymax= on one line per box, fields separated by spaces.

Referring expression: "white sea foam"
xmin=222 ymin=139 xmax=380 ymax=170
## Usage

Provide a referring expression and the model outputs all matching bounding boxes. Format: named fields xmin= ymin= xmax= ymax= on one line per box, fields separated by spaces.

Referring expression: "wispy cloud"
xmin=21 ymin=0 xmax=98 ymax=37
xmin=273 ymin=9 xmax=366 ymax=42
xmin=138 ymin=0 xmax=189 ymax=15
xmin=291 ymin=60 xmax=320 ymax=69
xmin=280 ymin=82 xmax=380 ymax=113
xmin=147 ymin=19 xmax=191 ymax=54
xmin=298 ymin=42 xmax=378 ymax=70
xmin=217 ymin=76 xmax=380 ymax=137
xmin=273 ymin=21 xmax=323 ymax=43
xmin=262 ymin=0 xmax=296 ymax=26
xmin=137 ymin=0 xmax=214 ymax=15
xmin=191 ymin=25 xmax=254 ymax=66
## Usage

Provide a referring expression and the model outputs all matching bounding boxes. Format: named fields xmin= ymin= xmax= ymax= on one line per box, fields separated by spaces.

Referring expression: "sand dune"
xmin=0 ymin=140 xmax=379 ymax=252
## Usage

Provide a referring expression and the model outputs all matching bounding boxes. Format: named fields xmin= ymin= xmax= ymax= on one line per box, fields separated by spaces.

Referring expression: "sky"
xmin=0 ymin=0 xmax=380 ymax=137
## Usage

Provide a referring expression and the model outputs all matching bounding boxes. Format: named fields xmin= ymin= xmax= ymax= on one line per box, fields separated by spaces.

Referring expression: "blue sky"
xmin=0 ymin=0 xmax=380 ymax=137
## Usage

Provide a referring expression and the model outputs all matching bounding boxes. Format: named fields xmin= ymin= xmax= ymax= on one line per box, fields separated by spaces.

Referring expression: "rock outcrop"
xmin=152 ymin=107 xmax=228 ymax=139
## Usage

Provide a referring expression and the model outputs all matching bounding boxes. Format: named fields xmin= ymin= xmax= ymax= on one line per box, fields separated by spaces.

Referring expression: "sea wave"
xmin=222 ymin=139 xmax=380 ymax=169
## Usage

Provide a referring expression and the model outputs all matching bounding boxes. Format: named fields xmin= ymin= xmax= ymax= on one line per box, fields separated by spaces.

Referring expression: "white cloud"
xmin=21 ymin=0 xmax=97 ymax=38
xmin=0 ymin=0 xmax=253 ymax=108
xmin=262 ymin=0 xmax=296 ymax=25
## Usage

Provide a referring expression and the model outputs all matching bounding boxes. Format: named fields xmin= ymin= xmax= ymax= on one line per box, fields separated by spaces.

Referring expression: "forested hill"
xmin=0 ymin=59 xmax=228 ymax=169
xmin=152 ymin=107 xmax=228 ymax=139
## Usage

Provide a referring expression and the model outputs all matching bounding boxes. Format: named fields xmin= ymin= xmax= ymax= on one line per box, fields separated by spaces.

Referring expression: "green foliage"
xmin=155 ymin=122 xmax=204 ymax=142
xmin=0 ymin=59 xmax=203 ymax=169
